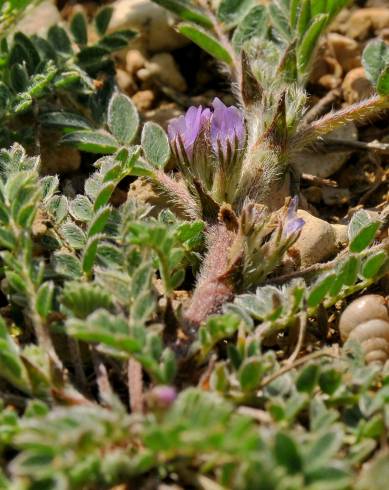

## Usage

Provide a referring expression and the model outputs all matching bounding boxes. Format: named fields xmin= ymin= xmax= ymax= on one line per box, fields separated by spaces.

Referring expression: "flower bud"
xmin=283 ymin=196 xmax=305 ymax=238
xmin=147 ymin=385 xmax=177 ymax=411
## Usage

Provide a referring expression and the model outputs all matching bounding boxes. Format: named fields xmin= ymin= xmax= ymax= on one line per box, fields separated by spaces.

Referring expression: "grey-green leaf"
xmin=141 ymin=122 xmax=170 ymax=168
xmin=69 ymin=195 xmax=93 ymax=222
xmin=54 ymin=252 xmax=82 ymax=278
xmin=217 ymin=0 xmax=255 ymax=28
xmin=62 ymin=131 xmax=119 ymax=154
xmin=40 ymin=111 xmax=91 ymax=130
xmin=361 ymin=251 xmax=388 ymax=279
xmin=350 ymin=222 xmax=380 ymax=253
xmin=232 ymin=5 xmax=268 ymax=49
xmin=307 ymin=273 xmax=336 ymax=307
xmin=274 ymin=432 xmax=303 ymax=473
xmin=35 ymin=282 xmax=54 ymax=318
xmin=87 ymin=206 xmax=111 ymax=237
xmin=82 ymin=236 xmax=101 ymax=274
xmin=238 ymin=358 xmax=264 ymax=391
xmin=61 ymin=222 xmax=86 ymax=249
xmin=377 ymin=66 xmax=389 ymax=96
xmin=362 ymin=39 xmax=389 ymax=86
xmin=47 ymin=25 xmax=72 ymax=54
xmin=107 ymin=93 xmax=139 ymax=145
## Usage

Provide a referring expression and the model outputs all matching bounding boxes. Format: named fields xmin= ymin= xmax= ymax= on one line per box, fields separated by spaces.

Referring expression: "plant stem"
xmin=128 ymin=358 xmax=143 ymax=413
xmin=293 ymin=95 xmax=389 ymax=149
xmin=196 ymin=0 xmax=241 ymax=85
xmin=22 ymin=261 xmax=62 ymax=368
xmin=267 ymin=238 xmax=389 ymax=285
xmin=259 ymin=348 xmax=339 ymax=389
xmin=184 ymin=223 xmax=235 ymax=331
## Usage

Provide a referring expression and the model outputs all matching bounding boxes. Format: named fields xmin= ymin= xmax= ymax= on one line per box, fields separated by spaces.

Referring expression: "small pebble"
xmin=116 ymin=68 xmax=135 ymax=93
xmin=342 ymin=67 xmax=374 ymax=104
xmin=144 ymin=102 xmax=182 ymax=128
xmin=147 ymin=53 xmax=188 ymax=92
xmin=126 ymin=49 xmax=147 ymax=75
xmin=291 ymin=211 xmax=338 ymax=267
xmin=326 ymin=33 xmax=361 ymax=73
xmin=132 ymin=89 xmax=155 ymax=111
xmin=346 ymin=8 xmax=389 ymax=40
xmin=109 ymin=0 xmax=188 ymax=52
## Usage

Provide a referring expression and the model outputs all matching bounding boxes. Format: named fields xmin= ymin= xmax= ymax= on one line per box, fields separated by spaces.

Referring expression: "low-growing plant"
xmin=0 ymin=3 xmax=135 ymax=148
xmin=0 ymin=0 xmax=387 ymax=488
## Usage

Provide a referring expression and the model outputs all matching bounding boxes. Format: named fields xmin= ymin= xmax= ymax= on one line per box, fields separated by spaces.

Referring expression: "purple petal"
xmin=184 ymin=106 xmax=202 ymax=147
xmin=201 ymin=108 xmax=212 ymax=127
xmin=288 ymin=196 xmax=299 ymax=217
xmin=210 ymin=98 xmax=245 ymax=158
xmin=284 ymin=196 xmax=304 ymax=237
xmin=285 ymin=217 xmax=305 ymax=237
xmin=168 ymin=115 xmax=186 ymax=141
xmin=168 ymin=105 xmax=211 ymax=160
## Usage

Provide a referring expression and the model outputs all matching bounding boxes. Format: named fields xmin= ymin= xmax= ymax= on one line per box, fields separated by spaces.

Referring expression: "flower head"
xmin=168 ymin=106 xmax=211 ymax=161
xmin=284 ymin=196 xmax=305 ymax=237
xmin=210 ymin=97 xmax=245 ymax=161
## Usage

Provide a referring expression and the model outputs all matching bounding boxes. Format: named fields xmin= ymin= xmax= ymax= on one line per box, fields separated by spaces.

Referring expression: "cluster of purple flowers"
xmin=167 ymin=98 xmax=304 ymax=237
xmin=168 ymin=98 xmax=245 ymax=165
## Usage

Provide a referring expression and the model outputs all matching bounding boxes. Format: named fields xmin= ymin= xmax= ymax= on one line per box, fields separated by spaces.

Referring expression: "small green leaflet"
xmin=62 ymin=131 xmax=119 ymax=154
xmin=141 ymin=122 xmax=170 ymax=168
xmin=107 ymin=93 xmax=139 ymax=145
xmin=362 ymin=39 xmax=389 ymax=86
xmin=151 ymin=0 xmax=212 ymax=28
xmin=177 ymin=23 xmax=233 ymax=64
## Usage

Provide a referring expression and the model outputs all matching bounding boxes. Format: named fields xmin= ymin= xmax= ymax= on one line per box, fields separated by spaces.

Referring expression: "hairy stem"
xmin=184 ymin=223 xmax=235 ymax=331
xmin=293 ymin=95 xmax=389 ymax=149
xmin=196 ymin=0 xmax=241 ymax=86
xmin=152 ymin=170 xmax=200 ymax=220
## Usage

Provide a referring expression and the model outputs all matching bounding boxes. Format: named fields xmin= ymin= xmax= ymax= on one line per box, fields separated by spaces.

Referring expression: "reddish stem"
xmin=184 ymin=223 xmax=235 ymax=331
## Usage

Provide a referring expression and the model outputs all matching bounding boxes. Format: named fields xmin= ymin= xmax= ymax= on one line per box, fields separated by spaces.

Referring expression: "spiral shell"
xmin=339 ymin=295 xmax=389 ymax=365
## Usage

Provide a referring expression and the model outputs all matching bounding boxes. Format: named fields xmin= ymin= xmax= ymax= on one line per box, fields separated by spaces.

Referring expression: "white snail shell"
xmin=339 ymin=295 xmax=389 ymax=365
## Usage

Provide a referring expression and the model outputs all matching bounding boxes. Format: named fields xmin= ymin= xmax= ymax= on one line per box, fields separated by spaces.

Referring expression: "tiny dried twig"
xmin=301 ymin=172 xmax=338 ymax=187
xmin=237 ymin=406 xmax=273 ymax=424
xmin=321 ymin=138 xmax=389 ymax=154
xmin=91 ymin=348 xmax=113 ymax=404
xmin=267 ymin=238 xmax=389 ymax=285
xmin=287 ymin=312 xmax=307 ymax=365
xmin=259 ymin=348 xmax=339 ymax=389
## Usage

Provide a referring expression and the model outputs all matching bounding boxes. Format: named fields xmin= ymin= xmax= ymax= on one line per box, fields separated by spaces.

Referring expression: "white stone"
xmin=292 ymin=211 xmax=337 ymax=267
xmin=109 ymin=0 xmax=188 ymax=53
xmin=292 ymin=122 xmax=358 ymax=178
xmin=16 ymin=0 xmax=62 ymax=36
xmin=147 ymin=53 xmax=187 ymax=92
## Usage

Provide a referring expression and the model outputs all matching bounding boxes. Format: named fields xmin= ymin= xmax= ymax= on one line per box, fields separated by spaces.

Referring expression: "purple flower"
xmin=168 ymin=106 xmax=211 ymax=161
xmin=284 ymin=196 xmax=305 ymax=237
xmin=210 ymin=98 xmax=245 ymax=161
